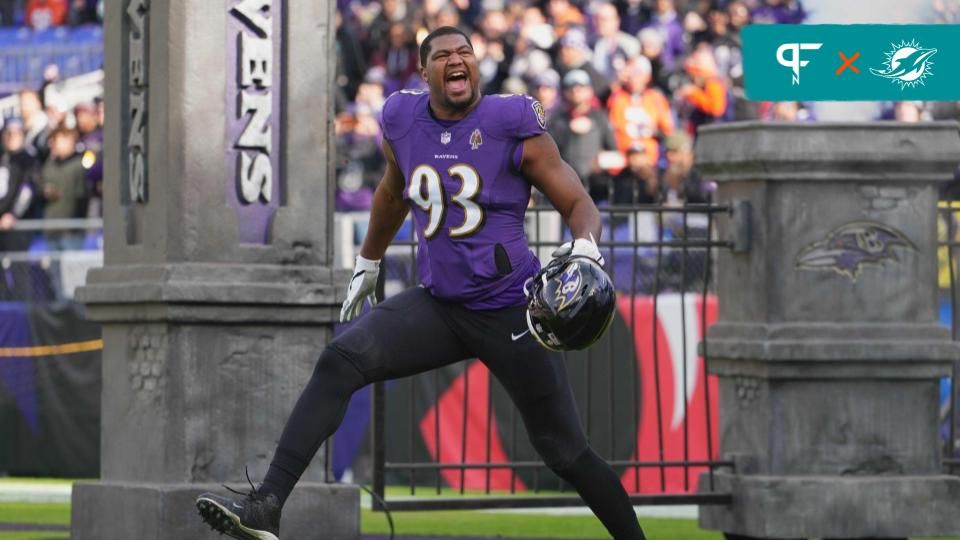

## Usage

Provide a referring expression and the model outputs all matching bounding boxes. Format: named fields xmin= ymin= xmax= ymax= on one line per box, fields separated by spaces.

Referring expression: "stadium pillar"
xmin=69 ymin=2 xmax=359 ymax=539
xmin=696 ymin=122 xmax=960 ymax=539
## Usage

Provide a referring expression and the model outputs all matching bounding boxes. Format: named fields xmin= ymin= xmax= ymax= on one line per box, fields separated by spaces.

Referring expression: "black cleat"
xmin=196 ymin=488 xmax=281 ymax=540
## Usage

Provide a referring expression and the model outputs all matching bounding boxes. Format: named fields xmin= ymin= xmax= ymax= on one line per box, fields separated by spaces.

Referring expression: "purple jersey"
xmin=381 ymin=91 xmax=547 ymax=309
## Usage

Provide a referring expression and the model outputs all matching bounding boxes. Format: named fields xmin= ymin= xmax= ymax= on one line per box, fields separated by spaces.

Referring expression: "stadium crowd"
xmin=333 ymin=0 xmax=960 ymax=211
xmin=333 ymin=0 xmax=812 ymax=211
xmin=0 ymin=2 xmax=104 ymax=300
xmin=0 ymin=85 xmax=104 ymax=253
xmin=0 ymin=0 xmax=957 ymax=258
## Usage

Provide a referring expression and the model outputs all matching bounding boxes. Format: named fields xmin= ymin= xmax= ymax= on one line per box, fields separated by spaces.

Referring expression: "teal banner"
xmin=743 ymin=24 xmax=960 ymax=101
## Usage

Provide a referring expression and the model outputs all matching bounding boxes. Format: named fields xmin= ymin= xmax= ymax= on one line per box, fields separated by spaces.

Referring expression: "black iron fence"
xmin=362 ymin=203 xmax=735 ymax=511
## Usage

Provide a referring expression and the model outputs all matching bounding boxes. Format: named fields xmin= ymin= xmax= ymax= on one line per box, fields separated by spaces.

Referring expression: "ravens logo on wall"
xmin=796 ymin=221 xmax=916 ymax=281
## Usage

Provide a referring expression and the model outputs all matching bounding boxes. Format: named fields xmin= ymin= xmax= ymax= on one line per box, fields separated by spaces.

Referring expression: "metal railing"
xmin=364 ymin=203 xmax=735 ymax=511
xmin=0 ymin=218 xmax=103 ymax=302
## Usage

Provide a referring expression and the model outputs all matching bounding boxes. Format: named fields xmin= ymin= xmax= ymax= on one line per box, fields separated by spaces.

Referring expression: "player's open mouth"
xmin=445 ymin=71 xmax=469 ymax=94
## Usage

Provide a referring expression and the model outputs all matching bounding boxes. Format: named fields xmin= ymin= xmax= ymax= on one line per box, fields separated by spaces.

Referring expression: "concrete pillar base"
xmin=700 ymin=471 xmax=960 ymax=539
xmin=71 ymin=481 xmax=359 ymax=540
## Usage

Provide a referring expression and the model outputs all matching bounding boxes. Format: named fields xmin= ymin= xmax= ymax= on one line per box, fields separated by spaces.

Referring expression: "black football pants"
xmin=262 ymin=287 xmax=645 ymax=539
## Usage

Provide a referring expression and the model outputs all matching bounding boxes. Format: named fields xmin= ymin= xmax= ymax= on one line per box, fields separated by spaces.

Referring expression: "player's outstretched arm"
xmin=521 ymin=133 xmax=602 ymax=243
xmin=360 ymin=140 xmax=409 ymax=260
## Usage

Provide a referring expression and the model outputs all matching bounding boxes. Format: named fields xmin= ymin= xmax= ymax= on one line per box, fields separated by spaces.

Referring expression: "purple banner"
xmin=226 ymin=0 xmax=284 ymax=244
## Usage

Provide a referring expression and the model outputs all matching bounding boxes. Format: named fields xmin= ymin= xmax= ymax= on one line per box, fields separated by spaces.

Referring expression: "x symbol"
xmin=836 ymin=51 xmax=860 ymax=75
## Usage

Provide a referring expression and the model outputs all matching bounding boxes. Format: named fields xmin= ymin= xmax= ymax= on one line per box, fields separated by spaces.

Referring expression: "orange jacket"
xmin=26 ymin=0 xmax=67 ymax=28
xmin=684 ymin=78 xmax=727 ymax=118
xmin=607 ymin=88 xmax=674 ymax=166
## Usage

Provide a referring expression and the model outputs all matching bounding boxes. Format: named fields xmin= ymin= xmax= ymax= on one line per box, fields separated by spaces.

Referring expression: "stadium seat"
xmin=30 ymin=26 xmax=69 ymax=44
xmin=70 ymin=25 xmax=102 ymax=43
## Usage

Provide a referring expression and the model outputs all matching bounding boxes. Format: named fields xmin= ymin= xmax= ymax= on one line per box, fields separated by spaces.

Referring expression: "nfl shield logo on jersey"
xmin=440 ymin=131 xmax=452 ymax=145
xmin=470 ymin=128 xmax=483 ymax=150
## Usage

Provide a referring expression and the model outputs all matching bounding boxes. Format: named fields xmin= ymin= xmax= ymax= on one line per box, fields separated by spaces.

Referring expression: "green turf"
xmin=2 ymin=493 xmax=960 ymax=539
xmin=362 ymin=509 xmax=719 ymax=539
xmin=0 ymin=533 xmax=69 ymax=540
xmin=0 ymin=504 xmax=69 ymax=525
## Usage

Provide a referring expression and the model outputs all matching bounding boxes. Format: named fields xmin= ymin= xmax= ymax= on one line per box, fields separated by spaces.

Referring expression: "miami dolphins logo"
xmin=870 ymin=39 xmax=937 ymax=89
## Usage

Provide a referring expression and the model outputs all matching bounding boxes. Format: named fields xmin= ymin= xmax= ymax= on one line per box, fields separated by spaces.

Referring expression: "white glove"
xmin=551 ymin=234 xmax=605 ymax=266
xmin=339 ymin=255 xmax=381 ymax=323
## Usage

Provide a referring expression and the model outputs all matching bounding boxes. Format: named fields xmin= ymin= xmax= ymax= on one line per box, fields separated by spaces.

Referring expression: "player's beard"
xmin=444 ymin=84 xmax=477 ymax=110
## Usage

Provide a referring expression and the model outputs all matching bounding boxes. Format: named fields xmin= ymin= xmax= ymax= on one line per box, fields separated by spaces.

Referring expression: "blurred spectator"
xmin=590 ymin=2 xmax=639 ymax=82
xmin=40 ymin=126 xmax=88 ymax=248
xmin=501 ymin=76 xmax=527 ymax=95
xmin=335 ymin=70 xmax=386 ymax=212
xmin=44 ymin=93 xmax=69 ymax=130
xmin=470 ymin=33 xmax=499 ymax=94
xmin=750 ymin=0 xmax=806 ymax=25
xmin=546 ymin=0 xmax=585 ymax=39
xmin=18 ymin=90 xmax=49 ymax=161
xmin=39 ymin=63 xmax=60 ymax=108
xmin=638 ymin=27 xmax=671 ymax=95
xmin=727 ymin=0 xmax=752 ymax=33
xmin=68 ymin=0 xmax=96 ymax=26
xmin=608 ymin=56 xmax=673 ymax=167
xmin=933 ymin=0 xmax=960 ymax=23
xmin=518 ymin=5 xmax=555 ymax=50
xmin=557 ymin=27 xmax=609 ymax=103
xmin=336 ymin=8 xmax=368 ymax=107
xmin=682 ymin=10 xmax=707 ymax=45
xmin=610 ymin=146 xmax=658 ymax=204
xmin=508 ymin=8 xmax=554 ymax=83
xmin=414 ymin=0 xmax=450 ymax=33
xmin=0 ymin=119 xmax=38 ymax=254
xmin=476 ymin=9 xmax=515 ymax=93
xmin=74 ymin=102 xmax=102 ymax=216
xmin=660 ymin=131 xmax=710 ymax=205
xmin=25 ymin=0 xmax=66 ymax=30
xmin=73 ymin=102 xmax=99 ymax=152
xmin=762 ymin=100 xmax=812 ymax=121
xmin=531 ymin=69 xmax=562 ymax=120
xmin=893 ymin=101 xmax=930 ymax=122
xmin=0 ymin=118 xmax=49 ymax=302
xmin=0 ymin=0 xmax=16 ymax=26
xmin=700 ymin=6 xmax=741 ymax=78
xmin=370 ymin=21 xmax=419 ymax=95
xmin=618 ymin=0 xmax=650 ymax=36
xmin=930 ymin=101 xmax=960 ymax=122
xmin=675 ymin=43 xmax=727 ymax=135
xmin=547 ymin=69 xmax=619 ymax=202
xmin=432 ymin=3 xmax=464 ymax=32
xmin=365 ymin=0 xmax=410 ymax=59
xmin=642 ymin=0 xmax=685 ymax=72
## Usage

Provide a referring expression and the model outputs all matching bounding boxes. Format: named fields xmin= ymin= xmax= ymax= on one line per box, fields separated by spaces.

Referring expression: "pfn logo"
xmin=776 ymin=42 xmax=823 ymax=85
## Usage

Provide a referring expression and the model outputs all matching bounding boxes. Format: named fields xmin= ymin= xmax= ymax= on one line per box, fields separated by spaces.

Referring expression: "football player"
xmin=196 ymin=27 xmax=646 ymax=540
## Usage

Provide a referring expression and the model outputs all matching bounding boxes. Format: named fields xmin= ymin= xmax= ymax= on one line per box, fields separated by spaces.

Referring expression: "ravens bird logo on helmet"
xmin=525 ymin=256 xmax=616 ymax=351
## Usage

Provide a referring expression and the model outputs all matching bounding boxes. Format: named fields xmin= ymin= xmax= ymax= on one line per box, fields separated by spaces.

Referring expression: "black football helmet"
xmin=524 ymin=255 xmax=617 ymax=351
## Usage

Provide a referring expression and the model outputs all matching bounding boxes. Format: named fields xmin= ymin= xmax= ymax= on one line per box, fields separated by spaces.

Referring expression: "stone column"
xmin=696 ymin=122 xmax=960 ymax=539
xmin=70 ymin=1 xmax=359 ymax=538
